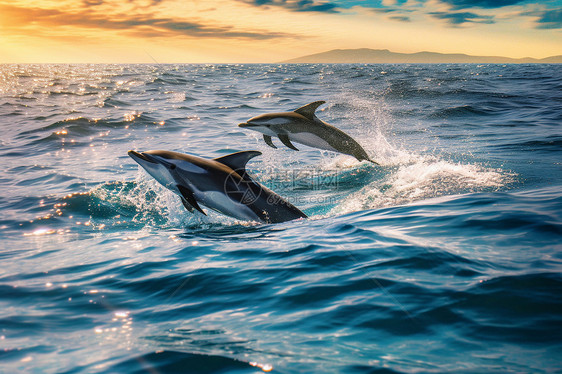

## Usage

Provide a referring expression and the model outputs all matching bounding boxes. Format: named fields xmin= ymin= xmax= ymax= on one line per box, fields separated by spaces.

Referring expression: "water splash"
xmin=334 ymin=154 xmax=513 ymax=214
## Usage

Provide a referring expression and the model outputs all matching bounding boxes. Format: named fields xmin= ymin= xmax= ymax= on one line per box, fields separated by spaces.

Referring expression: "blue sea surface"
xmin=0 ymin=64 xmax=561 ymax=373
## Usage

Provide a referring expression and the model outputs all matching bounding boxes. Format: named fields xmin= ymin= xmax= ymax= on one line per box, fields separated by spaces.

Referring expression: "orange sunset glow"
xmin=1 ymin=0 xmax=561 ymax=63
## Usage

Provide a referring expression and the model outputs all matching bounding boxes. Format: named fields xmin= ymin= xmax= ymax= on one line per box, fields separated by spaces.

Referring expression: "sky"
xmin=0 ymin=0 xmax=560 ymax=63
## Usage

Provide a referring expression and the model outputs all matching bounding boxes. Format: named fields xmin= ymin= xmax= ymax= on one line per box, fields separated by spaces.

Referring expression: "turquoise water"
xmin=0 ymin=64 xmax=561 ymax=373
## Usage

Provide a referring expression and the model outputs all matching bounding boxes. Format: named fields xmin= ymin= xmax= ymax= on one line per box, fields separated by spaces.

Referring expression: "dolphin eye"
xmin=170 ymin=164 xmax=176 ymax=170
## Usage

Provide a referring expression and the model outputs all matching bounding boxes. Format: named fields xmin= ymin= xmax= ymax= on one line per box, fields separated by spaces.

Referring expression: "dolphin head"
xmin=128 ymin=150 xmax=208 ymax=189
xmin=239 ymin=113 xmax=295 ymax=136
xmin=128 ymin=150 xmax=179 ymax=189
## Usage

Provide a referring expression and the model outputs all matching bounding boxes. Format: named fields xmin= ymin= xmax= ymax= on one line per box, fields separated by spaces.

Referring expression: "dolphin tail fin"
xmin=294 ymin=100 xmax=326 ymax=120
xmin=354 ymin=149 xmax=380 ymax=165
xmin=263 ymin=134 xmax=277 ymax=149
xmin=361 ymin=157 xmax=380 ymax=165
xmin=278 ymin=134 xmax=299 ymax=151
xmin=177 ymin=185 xmax=206 ymax=215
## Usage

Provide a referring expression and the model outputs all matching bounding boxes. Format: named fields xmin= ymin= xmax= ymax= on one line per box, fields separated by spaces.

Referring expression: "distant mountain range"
xmin=283 ymin=48 xmax=562 ymax=64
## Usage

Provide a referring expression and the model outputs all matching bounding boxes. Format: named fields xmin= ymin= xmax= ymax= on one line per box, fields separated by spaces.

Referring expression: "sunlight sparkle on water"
xmin=114 ymin=311 xmax=130 ymax=318
xmin=250 ymin=362 xmax=273 ymax=372
xmin=24 ymin=228 xmax=56 ymax=236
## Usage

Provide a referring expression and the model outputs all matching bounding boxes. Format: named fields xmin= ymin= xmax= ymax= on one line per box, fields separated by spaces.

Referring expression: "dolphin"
xmin=239 ymin=101 xmax=378 ymax=164
xmin=128 ymin=149 xmax=307 ymax=224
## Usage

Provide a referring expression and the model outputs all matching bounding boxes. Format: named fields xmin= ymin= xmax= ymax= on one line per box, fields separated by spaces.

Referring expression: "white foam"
xmin=318 ymin=94 xmax=516 ymax=215
xmin=333 ymin=155 xmax=513 ymax=215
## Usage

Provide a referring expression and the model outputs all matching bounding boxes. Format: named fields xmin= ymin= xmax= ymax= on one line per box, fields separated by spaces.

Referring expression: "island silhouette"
xmin=283 ymin=48 xmax=562 ymax=64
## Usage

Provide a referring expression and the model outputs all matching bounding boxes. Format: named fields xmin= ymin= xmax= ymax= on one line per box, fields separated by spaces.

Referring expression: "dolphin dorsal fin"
xmin=294 ymin=101 xmax=326 ymax=120
xmin=214 ymin=151 xmax=262 ymax=172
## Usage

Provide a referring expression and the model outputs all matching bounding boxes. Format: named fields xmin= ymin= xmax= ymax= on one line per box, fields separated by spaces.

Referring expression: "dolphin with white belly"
xmin=239 ymin=101 xmax=378 ymax=164
xmin=128 ymin=149 xmax=307 ymax=224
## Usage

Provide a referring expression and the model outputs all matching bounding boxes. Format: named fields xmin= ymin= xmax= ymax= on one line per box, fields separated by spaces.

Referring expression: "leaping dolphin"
xmin=239 ymin=101 xmax=378 ymax=164
xmin=128 ymin=149 xmax=307 ymax=224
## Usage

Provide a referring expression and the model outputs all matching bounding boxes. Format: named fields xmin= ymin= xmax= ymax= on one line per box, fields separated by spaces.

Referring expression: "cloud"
xmin=240 ymin=0 xmax=340 ymax=13
xmin=369 ymin=5 xmax=413 ymax=18
xmin=389 ymin=15 xmax=411 ymax=21
xmin=430 ymin=11 xmax=495 ymax=25
xmin=295 ymin=0 xmax=339 ymax=12
xmin=0 ymin=3 xmax=293 ymax=40
xmin=371 ymin=8 xmax=397 ymax=14
xmin=521 ymin=8 xmax=562 ymax=29
xmin=437 ymin=0 xmax=528 ymax=10
xmin=83 ymin=0 xmax=104 ymax=5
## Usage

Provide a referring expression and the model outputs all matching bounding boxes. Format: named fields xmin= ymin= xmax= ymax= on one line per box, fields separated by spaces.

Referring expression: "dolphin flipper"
xmin=180 ymin=197 xmax=194 ymax=212
xmin=278 ymin=134 xmax=299 ymax=151
xmin=263 ymin=135 xmax=277 ymax=149
xmin=177 ymin=185 xmax=207 ymax=215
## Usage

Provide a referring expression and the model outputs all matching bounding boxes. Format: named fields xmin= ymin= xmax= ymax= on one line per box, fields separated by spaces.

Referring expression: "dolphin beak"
xmin=238 ymin=122 xmax=259 ymax=128
xmin=128 ymin=150 xmax=157 ymax=164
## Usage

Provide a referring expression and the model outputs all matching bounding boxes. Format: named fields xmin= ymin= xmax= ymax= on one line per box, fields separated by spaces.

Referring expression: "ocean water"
xmin=0 ymin=63 xmax=561 ymax=373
